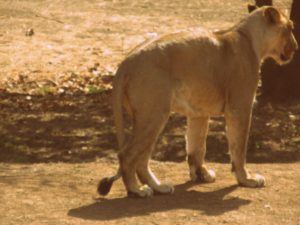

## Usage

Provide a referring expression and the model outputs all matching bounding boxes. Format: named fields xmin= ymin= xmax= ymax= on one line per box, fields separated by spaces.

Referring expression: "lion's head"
xmin=253 ymin=7 xmax=298 ymax=65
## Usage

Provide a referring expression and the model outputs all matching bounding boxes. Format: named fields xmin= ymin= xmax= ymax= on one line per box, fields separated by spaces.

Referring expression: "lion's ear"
xmin=248 ymin=4 xmax=258 ymax=13
xmin=264 ymin=7 xmax=281 ymax=24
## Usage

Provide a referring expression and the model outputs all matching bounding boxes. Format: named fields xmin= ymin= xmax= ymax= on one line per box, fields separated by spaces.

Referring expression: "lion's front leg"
xmin=186 ymin=116 xmax=216 ymax=183
xmin=225 ymin=110 xmax=265 ymax=188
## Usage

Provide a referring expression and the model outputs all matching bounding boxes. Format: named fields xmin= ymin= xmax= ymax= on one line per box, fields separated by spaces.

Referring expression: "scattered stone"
xmin=25 ymin=28 xmax=34 ymax=36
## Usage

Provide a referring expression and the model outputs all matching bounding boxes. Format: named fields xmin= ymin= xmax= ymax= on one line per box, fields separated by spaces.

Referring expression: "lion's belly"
xmin=171 ymin=81 xmax=225 ymax=117
xmin=172 ymin=96 xmax=225 ymax=117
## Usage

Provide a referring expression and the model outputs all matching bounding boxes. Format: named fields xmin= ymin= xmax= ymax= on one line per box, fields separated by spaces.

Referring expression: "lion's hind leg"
xmin=118 ymin=138 xmax=154 ymax=198
xmin=136 ymin=141 xmax=175 ymax=195
xmin=120 ymin=89 xmax=173 ymax=197
xmin=134 ymin=107 xmax=174 ymax=195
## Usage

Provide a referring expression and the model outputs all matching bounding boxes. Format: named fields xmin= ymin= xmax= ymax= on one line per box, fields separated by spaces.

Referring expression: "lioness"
xmin=99 ymin=6 xmax=298 ymax=197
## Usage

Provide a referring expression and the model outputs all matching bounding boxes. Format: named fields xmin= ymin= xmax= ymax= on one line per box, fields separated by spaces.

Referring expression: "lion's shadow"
xmin=68 ymin=183 xmax=250 ymax=221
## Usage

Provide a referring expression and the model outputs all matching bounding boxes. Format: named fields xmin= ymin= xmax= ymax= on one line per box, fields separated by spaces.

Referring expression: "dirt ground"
xmin=1 ymin=0 xmax=300 ymax=224
xmin=1 ymin=162 xmax=299 ymax=225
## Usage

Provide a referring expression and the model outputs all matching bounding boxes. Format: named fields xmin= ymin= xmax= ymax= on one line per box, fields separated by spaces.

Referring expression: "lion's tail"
xmin=98 ymin=68 xmax=126 ymax=196
xmin=97 ymin=168 xmax=122 ymax=195
xmin=112 ymin=67 xmax=126 ymax=150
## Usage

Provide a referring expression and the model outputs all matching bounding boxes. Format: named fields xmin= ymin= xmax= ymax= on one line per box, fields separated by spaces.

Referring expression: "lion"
xmin=98 ymin=6 xmax=298 ymax=198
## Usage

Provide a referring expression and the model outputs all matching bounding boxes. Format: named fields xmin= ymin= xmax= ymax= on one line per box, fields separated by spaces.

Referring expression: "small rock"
xmin=58 ymin=88 xmax=65 ymax=94
xmin=25 ymin=28 xmax=34 ymax=36
xmin=146 ymin=32 xmax=158 ymax=37
xmin=264 ymin=204 xmax=271 ymax=209
xmin=288 ymin=114 xmax=296 ymax=121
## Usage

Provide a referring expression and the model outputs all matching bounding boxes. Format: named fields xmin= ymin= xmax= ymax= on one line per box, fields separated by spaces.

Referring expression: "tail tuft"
xmin=97 ymin=177 xmax=114 ymax=196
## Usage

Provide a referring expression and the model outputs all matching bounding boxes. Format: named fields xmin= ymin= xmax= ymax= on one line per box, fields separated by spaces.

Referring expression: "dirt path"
xmin=1 ymin=161 xmax=300 ymax=225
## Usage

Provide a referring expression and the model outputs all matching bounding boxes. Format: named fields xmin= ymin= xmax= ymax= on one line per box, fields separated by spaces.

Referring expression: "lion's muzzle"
xmin=282 ymin=35 xmax=298 ymax=63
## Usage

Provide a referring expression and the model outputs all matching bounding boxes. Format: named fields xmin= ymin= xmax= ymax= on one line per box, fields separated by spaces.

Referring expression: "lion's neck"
xmin=235 ymin=18 xmax=270 ymax=65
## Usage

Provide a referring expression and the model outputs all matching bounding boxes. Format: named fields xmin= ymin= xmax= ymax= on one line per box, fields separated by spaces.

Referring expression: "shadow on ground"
xmin=68 ymin=183 xmax=247 ymax=221
xmin=0 ymin=91 xmax=115 ymax=163
xmin=0 ymin=91 xmax=299 ymax=164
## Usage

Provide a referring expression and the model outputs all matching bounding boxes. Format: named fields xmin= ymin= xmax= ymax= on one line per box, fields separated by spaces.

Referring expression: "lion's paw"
xmin=203 ymin=169 xmax=216 ymax=183
xmin=127 ymin=185 xmax=154 ymax=198
xmin=191 ymin=168 xmax=216 ymax=183
xmin=153 ymin=184 xmax=174 ymax=195
xmin=238 ymin=174 xmax=265 ymax=188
